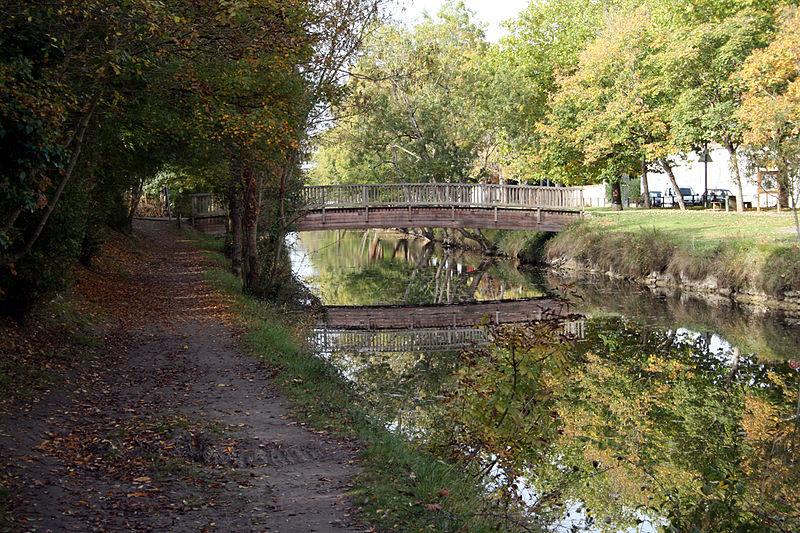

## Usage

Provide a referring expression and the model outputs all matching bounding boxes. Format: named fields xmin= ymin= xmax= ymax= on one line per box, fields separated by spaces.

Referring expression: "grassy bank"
xmin=184 ymin=229 xmax=526 ymax=532
xmin=545 ymin=211 xmax=800 ymax=300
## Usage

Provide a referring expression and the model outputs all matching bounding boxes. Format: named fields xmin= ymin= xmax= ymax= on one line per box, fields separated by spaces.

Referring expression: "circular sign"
xmin=789 ymin=360 xmax=800 ymax=370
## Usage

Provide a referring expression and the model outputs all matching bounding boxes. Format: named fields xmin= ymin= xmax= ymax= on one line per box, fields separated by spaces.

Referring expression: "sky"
xmin=391 ymin=0 xmax=531 ymax=42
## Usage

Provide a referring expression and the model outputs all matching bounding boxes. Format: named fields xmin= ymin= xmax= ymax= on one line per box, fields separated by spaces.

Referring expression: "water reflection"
xmin=293 ymin=230 xmax=545 ymax=305
xmin=313 ymin=298 xmax=581 ymax=353
xmin=291 ymin=230 xmax=800 ymax=531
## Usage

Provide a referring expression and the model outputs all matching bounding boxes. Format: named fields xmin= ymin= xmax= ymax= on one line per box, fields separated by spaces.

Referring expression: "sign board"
xmin=757 ymin=169 xmax=781 ymax=212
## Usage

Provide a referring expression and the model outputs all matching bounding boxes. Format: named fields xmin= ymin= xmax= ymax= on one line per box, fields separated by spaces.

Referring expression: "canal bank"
xmin=190 ymin=229 xmax=535 ymax=532
xmin=542 ymin=211 xmax=800 ymax=312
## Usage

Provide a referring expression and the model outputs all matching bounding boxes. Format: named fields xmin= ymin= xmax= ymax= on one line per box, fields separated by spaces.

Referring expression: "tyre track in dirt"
xmin=0 ymin=220 xmax=366 ymax=532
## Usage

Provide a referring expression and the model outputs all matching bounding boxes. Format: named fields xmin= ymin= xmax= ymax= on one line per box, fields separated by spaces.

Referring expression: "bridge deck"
xmin=296 ymin=206 xmax=579 ymax=232
xmin=321 ymin=298 xmax=572 ymax=330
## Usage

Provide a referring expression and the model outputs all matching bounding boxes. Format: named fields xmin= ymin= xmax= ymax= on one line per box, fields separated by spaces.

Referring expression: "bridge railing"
xmin=312 ymin=320 xmax=585 ymax=354
xmin=302 ymin=183 xmax=584 ymax=210
xmin=190 ymin=193 xmax=226 ymax=217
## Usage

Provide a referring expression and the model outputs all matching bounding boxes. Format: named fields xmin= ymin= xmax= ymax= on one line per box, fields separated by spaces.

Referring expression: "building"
xmin=645 ymin=145 xmax=781 ymax=209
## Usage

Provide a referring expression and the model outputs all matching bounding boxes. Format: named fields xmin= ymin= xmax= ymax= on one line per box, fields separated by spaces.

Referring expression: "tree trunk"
xmin=228 ymin=160 xmax=244 ymax=279
xmin=791 ymin=180 xmax=800 ymax=249
xmin=724 ymin=140 xmax=745 ymax=213
xmin=726 ymin=347 xmax=741 ymax=389
xmin=641 ymin=159 xmax=651 ymax=208
xmin=611 ymin=181 xmax=623 ymax=211
xmin=269 ymin=156 xmax=295 ymax=286
xmin=403 ymin=242 xmax=435 ymax=303
xmin=127 ymin=175 xmax=147 ymax=231
xmin=243 ymin=160 xmax=260 ymax=293
xmin=660 ymin=158 xmax=686 ymax=210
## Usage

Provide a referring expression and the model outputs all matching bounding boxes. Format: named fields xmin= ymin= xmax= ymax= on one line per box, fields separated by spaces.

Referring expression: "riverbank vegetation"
xmin=546 ymin=211 xmax=800 ymax=301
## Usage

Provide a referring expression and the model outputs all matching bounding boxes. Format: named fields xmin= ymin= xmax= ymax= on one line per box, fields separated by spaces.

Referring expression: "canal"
xmin=291 ymin=229 xmax=800 ymax=532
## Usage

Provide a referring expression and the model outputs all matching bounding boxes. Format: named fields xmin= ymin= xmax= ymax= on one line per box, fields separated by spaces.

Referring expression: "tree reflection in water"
xmin=295 ymin=230 xmax=800 ymax=531
xmin=299 ymin=230 xmax=545 ymax=306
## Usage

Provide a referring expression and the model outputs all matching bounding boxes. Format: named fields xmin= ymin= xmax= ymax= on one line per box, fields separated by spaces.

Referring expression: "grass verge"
xmin=546 ymin=212 xmax=800 ymax=299
xmin=184 ymin=228 xmax=526 ymax=532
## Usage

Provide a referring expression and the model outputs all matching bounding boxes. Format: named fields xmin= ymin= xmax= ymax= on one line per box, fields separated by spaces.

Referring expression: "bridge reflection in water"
xmin=313 ymin=298 xmax=585 ymax=353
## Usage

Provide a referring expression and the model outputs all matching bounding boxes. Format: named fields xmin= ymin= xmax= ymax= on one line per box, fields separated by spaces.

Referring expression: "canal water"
xmin=291 ymin=229 xmax=800 ymax=532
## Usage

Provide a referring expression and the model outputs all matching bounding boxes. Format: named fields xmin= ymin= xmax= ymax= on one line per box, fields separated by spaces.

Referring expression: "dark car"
xmin=701 ymin=188 xmax=733 ymax=205
xmin=636 ymin=191 xmax=663 ymax=207
xmin=649 ymin=191 xmax=663 ymax=207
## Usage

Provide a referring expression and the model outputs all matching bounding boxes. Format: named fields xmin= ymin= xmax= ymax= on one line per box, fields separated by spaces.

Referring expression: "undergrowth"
xmin=189 ymin=229 xmax=527 ymax=532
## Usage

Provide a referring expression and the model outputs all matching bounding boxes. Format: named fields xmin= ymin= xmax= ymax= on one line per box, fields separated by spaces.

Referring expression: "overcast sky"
xmin=391 ymin=0 xmax=531 ymax=42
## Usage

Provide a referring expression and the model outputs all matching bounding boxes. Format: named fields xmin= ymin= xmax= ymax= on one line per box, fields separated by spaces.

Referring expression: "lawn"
xmin=588 ymin=209 xmax=799 ymax=251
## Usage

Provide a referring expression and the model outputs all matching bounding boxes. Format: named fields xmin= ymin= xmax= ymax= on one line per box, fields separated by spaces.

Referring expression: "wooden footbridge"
xmin=190 ymin=183 xmax=585 ymax=234
xmin=297 ymin=183 xmax=584 ymax=232
xmin=313 ymin=297 xmax=584 ymax=353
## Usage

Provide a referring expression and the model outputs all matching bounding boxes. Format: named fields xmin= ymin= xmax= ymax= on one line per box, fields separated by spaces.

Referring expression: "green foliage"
xmin=312 ymin=2 xmax=495 ymax=184
xmin=491 ymin=0 xmax=618 ymax=181
xmin=439 ymin=321 xmax=576 ymax=505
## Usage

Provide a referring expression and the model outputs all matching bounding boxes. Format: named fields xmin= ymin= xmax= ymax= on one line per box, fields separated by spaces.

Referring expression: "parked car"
xmin=701 ymin=188 xmax=733 ymax=205
xmin=636 ymin=191 xmax=663 ymax=207
xmin=665 ymin=186 xmax=701 ymax=207
xmin=649 ymin=191 xmax=663 ymax=207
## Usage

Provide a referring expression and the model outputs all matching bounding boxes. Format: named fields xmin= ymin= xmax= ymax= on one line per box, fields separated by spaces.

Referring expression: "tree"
xmin=665 ymin=10 xmax=773 ymax=212
xmin=489 ymin=0 xmax=620 ymax=183
xmin=0 ymin=1 xmax=177 ymax=270
xmin=737 ymin=6 xmax=800 ymax=246
xmin=312 ymin=2 xmax=494 ymax=185
xmin=0 ymin=0 xmax=383 ymax=313
xmin=0 ymin=1 xmax=196 ymax=315
xmin=537 ymin=7 xmax=686 ymax=210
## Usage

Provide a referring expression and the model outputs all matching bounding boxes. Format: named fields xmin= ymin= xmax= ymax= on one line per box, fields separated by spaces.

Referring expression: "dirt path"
xmin=1 ymin=220 xmax=365 ymax=532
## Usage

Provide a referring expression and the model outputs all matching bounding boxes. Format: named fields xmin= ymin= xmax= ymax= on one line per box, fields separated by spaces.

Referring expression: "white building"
xmin=645 ymin=145 xmax=780 ymax=208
